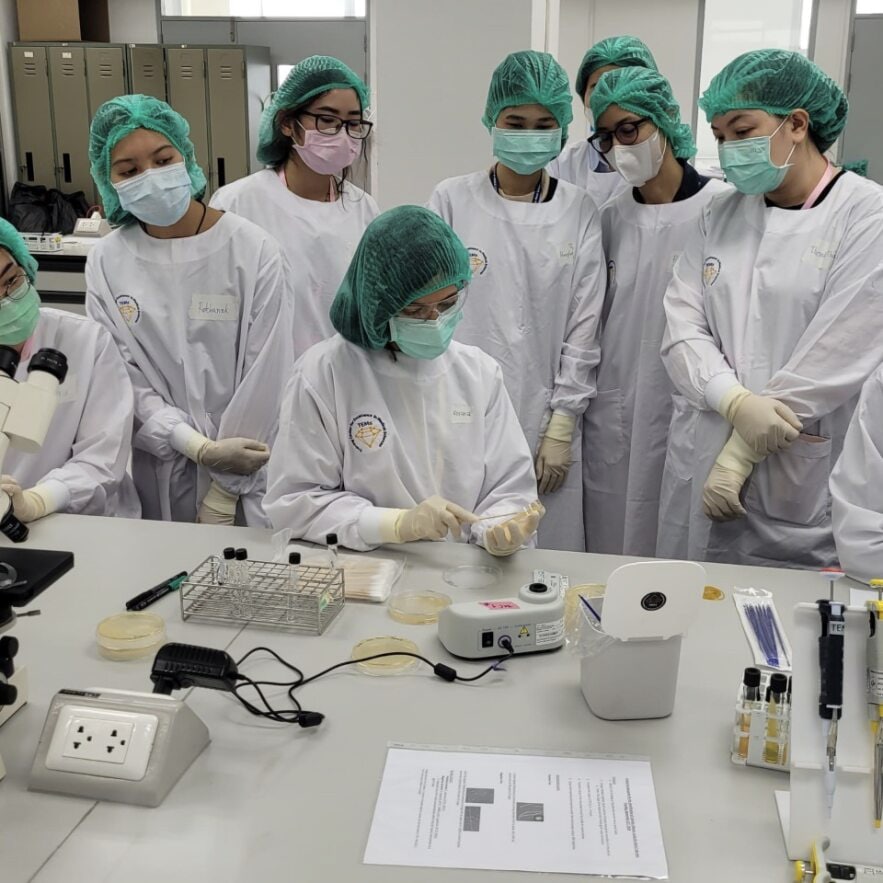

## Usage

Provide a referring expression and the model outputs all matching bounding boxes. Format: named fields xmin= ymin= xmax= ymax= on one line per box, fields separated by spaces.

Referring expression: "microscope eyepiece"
xmin=0 ymin=346 xmax=20 ymax=380
xmin=28 ymin=348 xmax=67 ymax=384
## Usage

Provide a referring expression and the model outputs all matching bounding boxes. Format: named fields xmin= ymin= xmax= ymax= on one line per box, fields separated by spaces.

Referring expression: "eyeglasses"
xmin=399 ymin=290 xmax=465 ymax=320
xmin=588 ymin=117 xmax=652 ymax=155
xmin=297 ymin=111 xmax=373 ymax=140
xmin=0 ymin=273 xmax=29 ymax=302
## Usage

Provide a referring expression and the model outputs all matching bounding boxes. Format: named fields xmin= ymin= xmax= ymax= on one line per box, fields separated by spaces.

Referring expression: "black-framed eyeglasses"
xmin=588 ymin=117 xmax=652 ymax=155
xmin=399 ymin=289 xmax=466 ymax=320
xmin=297 ymin=111 xmax=373 ymax=140
xmin=0 ymin=273 xmax=29 ymax=302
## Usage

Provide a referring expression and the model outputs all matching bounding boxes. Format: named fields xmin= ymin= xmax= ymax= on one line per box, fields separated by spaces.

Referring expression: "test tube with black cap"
xmin=219 ymin=547 xmax=235 ymax=585
xmin=235 ymin=548 xmax=249 ymax=588
xmin=737 ymin=667 xmax=761 ymax=760
xmin=325 ymin=533 xmax=340 ymax=571
xmin=288 ymin=552 xmax=301 ymax=592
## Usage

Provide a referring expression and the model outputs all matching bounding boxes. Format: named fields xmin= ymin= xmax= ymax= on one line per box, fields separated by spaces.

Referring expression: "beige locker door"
xmin=86 ymin=46 xmax=127 ymax=117
xmin=166 ymin=48 xmax=211 ymax=195
xmin=9 ymin=46 xmax=57 ymax=188
xmin=206 ymin=48 xmax=248 ymax=189
xmin=48 ymin=47 xmax=94 ymax=199
xmin=128 ymin=46 xmax=167 ymax=100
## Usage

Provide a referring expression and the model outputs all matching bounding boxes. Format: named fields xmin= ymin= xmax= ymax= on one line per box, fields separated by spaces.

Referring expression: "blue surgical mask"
xmin=492 ymin=127 xmax=563 ymax=176
xmin=717 ymin=118 xmax=796 ymax=195
xmin=0 ymin=281 xmax=40 ymax=345
xmin=112 ymin=162 xmax=193 ymax=226
xmin=389 ymin=307 xmax=463 ymax=360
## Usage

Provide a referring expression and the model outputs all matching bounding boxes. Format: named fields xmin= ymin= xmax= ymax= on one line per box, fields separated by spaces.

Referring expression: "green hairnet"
xmin=89 ymin=94 xmax=207 ymax=227
xmin=591 ymin=67 xmax=696 ymax=158
xmin=0 ymin=218 xmax=38 ymax=283
xmin=330 ymin=206 xmax=471 ymax=350
xmin=842 ymin=159 xmax=868 ymax=177
xmin=699 ymin=50 xmax=848 ymax=152
xmin=482 ymin=50 xmax=573 ymax=142
xmin=257 ymin=55 xmax=370 ymax=166
xmin=575 ymin=36 xmax=658 ymax=100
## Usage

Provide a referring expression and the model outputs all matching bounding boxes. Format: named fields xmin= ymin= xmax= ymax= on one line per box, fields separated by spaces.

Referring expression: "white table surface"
xmin=0 ymin=514 xmax=838 ymax=882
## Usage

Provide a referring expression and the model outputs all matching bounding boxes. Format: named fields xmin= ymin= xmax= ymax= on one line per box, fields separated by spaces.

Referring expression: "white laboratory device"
xmin=437 ymin=582 xmax=565 ymax=659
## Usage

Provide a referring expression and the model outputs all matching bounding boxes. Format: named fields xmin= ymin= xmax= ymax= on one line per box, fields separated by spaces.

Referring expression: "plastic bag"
xmin=7 ymin=182 xmax=90 ymax=234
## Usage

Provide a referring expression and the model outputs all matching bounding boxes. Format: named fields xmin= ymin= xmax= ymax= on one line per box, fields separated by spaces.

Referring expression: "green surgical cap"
xmin=330 ymin=206 xmax=471 ymax=351
xmin=89 ymin=94 xmax=206 ymax=227
xmin=591 ymin=67 xmax=696 ymax=159
xmin=575 ymin=36 xmax=658 ymax=100
xmin=0 ymin=218 xmax=38 ymax=283
xmin=699 ymin=49 xmax=848 ymax=152
xmin=257 ymin=55 xmax=370 ymax=166
xmin=482 ymin=50 xmax=573 ymax=142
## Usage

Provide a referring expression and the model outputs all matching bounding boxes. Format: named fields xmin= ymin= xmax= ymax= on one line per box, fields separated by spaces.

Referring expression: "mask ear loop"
xmin=771 ymin=115 xmax=797 ymax=170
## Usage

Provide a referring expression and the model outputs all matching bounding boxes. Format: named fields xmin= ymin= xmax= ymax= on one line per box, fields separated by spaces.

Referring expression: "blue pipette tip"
xmin=579 ymin=595 xmax=601 ymax=623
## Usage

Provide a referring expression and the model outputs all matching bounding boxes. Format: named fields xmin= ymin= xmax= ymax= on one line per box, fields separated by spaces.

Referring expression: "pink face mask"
xmin=292 ymin=126 xmax=362 ymax=175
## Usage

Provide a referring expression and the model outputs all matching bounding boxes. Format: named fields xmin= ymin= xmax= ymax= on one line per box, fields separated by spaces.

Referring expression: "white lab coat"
xmin=830 ymin=365 xmax=883 ymax=583
xmin=548 ymin=139 xmax=628 ymax=209
xmin=86 ymin=213 xmax=295 ymax=526
xmin=427 ymin=171 xmax=605 ymax=552
xmin=658 ymin=171 xmax=883 ymax=568
xmin=584 ymin=178 xmax=730 ymax=555
xmin=3 ymin=308 xmax=140 ymax=517
xmin=264 ymin=335 xmax=539 ymax=552
xmin=211 ymin=169 xmax=379 ymax=360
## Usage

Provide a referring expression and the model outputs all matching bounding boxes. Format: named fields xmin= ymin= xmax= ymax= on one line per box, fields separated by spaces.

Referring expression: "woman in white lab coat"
xmin=550 ymin=35 xmax=658 ymax=209
xmin=211 ymin=55 xmax=379 ymax=360
xmin=86 ymin=95 xmax=294 ymax=527
xmin=0 ymin=219 xmax=139 ymax=523
xmin=658 ymin=50 xmax=883 ymax=568
xmin=265 ymin=205 xmax=543 ymax=555
xmin=830 ymin=364 xmax=883 ymax=583
xmin=582 ymin=68 xmax=729 ymax=556
xmin=428 ymin=50 xmax=606 ymax=553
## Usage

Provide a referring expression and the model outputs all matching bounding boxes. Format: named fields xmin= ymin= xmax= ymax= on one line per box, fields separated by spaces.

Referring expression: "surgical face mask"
xmin=293 ymin=126 xmax=363 ymax=175
xmin=0 ymin=281 xmax=40 ymax=345
xmin=607 ymin=129 xmax=667 ymax=187
xmin=388 ymin=305 xmax=463 ymax=360
xmin=717 ymin=118 xmax=796 ymax=195
xmin=491 ymin=127 xmax=562 ymax=176
xmin=112 ymin=162 xmax=193 ymax=226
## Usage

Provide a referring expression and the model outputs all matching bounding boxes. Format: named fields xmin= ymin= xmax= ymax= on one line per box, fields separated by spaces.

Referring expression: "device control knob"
xmin=0 ymin=636 xmax=19 ymax=659
xmin=0 ymin=681 xmax=17 ymax=706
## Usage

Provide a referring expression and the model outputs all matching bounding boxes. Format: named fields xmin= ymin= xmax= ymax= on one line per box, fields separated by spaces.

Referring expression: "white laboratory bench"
xmin=0 ymin=514 xmax=834 ymax=882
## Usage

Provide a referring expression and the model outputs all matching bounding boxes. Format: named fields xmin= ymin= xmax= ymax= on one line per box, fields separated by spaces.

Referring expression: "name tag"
xmin=557 ymin=241 xmax=575 ymax=266
xmin=802 ymin=241 xmax=837 ymax=270
xmin=189 ymin=293 xmax=239 ymax=321
xmin=451 ymin=404 xmax=473 ymax=424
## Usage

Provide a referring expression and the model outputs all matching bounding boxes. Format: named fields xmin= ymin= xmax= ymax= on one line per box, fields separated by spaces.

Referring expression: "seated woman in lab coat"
xmin=86 ymin=95 xmax=294 ymax=527
xmin=0 ymin=218 xmax=140 ymax=524
xmin=830 ymin=364 xmax=883 ymax=583
xmin=264 ymin=205 xmax=543 ymax=555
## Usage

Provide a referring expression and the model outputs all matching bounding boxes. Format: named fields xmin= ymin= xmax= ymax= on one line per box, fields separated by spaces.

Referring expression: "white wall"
xmin=0 ymin=0 xmax=18 ymax=202
xmin=108 ymin=0 xmax=160 ymax=43
xmin=813 ymin=0 xmax=854 ymax=86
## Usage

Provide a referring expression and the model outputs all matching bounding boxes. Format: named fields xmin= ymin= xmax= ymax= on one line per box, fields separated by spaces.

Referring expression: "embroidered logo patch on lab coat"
xmin=802 ymin=241 xmax=837 ymax=270
xmin=115 ymin=294 xmax=141 ymax=326
xmin=468 ymin=247 xmax=488 ymax=276
xmin=189 ymin=293 xmax=239 ymax=321
xmin=702 ymin=257 xmax=721 ymax=287
xmin=451 ymin=404 xmax=473 ymax=424
xmin=349 ymin=413 xmax=388 ymax=452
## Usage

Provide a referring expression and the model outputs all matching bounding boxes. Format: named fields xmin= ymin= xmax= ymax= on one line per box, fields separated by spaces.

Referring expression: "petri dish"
xmin=96 ymin=612 xmax=166 ymax=661
xmin=442 ymin=564 xmax=501 ymax=590
xmin=388 ymin=589 xmax=452 ymax=625
xmin=351 ymin=636 xmax=420 ymax=675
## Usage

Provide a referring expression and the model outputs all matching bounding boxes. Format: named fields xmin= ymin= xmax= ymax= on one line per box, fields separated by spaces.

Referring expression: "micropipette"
xmin=817 ymin=599 xmax=846 ymax=818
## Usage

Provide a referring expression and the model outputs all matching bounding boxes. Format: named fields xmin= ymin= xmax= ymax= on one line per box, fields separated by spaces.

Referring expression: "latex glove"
xmin=0 ymin=475 xmax=51 ymax=523
xmin=535 ymin=411 xmax=575 ymax=495
xmin=702 ymin=431 xmax=765 ymax=522
xmin=197 ymin=437 xmax=270 ymax=475
xmin=381 ymin=495 xmax=478 ymax=543
xmin=718 ymin=385 xmax=802 ymax=455
xmin=484 ymin=501 xmax=545 ymax=557
xmin=196 ymin=481 xmax=238 ymax=525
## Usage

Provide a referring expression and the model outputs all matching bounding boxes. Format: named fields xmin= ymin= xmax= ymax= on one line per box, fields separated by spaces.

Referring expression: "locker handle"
xmin=62 ymin=153 xmax=72 ymax=184
xmin=217 ymin=157 xmax=226 ymax=188
xmin=25 ymin=152 xmax=35 ymax=182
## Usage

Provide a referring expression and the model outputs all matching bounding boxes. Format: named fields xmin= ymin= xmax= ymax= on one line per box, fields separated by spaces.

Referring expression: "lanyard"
xmin=802 ymin=159 xmax=836 ymax=210
xmin=277 ymin=164 xmax=337 ymax=202
xmin=490 ymin=165 xmax=544 ymax=203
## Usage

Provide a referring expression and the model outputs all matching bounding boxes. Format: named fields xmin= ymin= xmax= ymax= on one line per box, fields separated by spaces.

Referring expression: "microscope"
xmin=0 ymin=343 xmax=73 ymax=779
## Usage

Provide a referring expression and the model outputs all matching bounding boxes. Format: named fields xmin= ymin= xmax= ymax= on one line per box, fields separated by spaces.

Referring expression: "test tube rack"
xmin=731 ymin=670 xmax=791 ymax=772
xmin=179 ymin=556 xmax=344 ymax=635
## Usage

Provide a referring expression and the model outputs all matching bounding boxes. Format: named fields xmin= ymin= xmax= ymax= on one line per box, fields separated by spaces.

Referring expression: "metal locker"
xmin=128 ymin=45 xmax=167 ymax=100
xmin=47 ymin=47 xmax=94 ymax=199
xmin=9 ymin=45 xmax=57 ymax=188
xmin=206 ymin=48 xmax=248 ymax=190
xmin=165 ymin=47 xmax=212 ymax=194
xmin=86 ymin=46 xmax=127 ymax=117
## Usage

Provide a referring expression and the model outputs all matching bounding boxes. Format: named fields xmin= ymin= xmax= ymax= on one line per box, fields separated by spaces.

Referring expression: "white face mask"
xmin=607 ymin=129 xmax=667 ymax=187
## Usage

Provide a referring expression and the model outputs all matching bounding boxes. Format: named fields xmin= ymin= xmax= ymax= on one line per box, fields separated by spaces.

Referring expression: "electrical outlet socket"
xmin=30 ymin=688 xmax=210 ymax=807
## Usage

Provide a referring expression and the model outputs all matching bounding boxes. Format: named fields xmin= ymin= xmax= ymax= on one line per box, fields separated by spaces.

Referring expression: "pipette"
xmin=867 ymin=579 xmax=883 ymax=829
xmin=817 ymin=599 xmax=846 ymax=818
xmin=820 ymin=567 xmax=845 ymax=601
